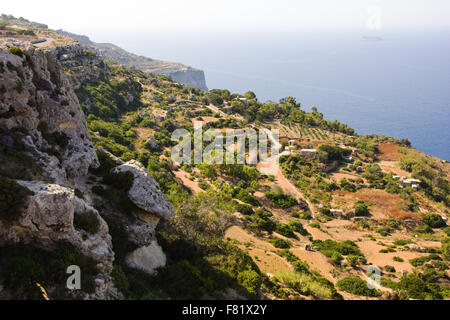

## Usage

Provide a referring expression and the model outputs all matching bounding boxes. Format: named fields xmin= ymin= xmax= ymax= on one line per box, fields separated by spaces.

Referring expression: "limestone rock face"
xmin=97 ymin=148 xmax=124 ymax=166
xmin=126 ymin=220 xmax=156 ymax=248
xmin=113 ymin=160 xmax=175 ymax=220
xmin=0 ymin=42 xmax=99 ymax=183
xmin=56 ymin=44 xmax=110 ymax=89
xmin=0 ymin=180 xmax=115 ymax=299
xmin=125 ymin=241 xmax=167 ymax=275
xmin=169 ymin=69 xmax=209 ymax=92
xmin=0 ymin=39 xmax=175 ymax=299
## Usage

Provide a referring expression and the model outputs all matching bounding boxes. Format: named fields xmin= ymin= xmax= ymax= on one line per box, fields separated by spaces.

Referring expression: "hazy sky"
xmin=2 ymin=0 xmax=450 ymax=36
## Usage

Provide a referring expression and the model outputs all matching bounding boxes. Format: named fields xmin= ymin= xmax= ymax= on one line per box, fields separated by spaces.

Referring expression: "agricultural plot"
xmin=268 ymin=122 xmax=345 ymax=144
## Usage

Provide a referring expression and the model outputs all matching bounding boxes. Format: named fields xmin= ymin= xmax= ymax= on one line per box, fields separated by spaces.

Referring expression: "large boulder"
xmin=125 ymin=241 xmax=167 ymax=275
xmin=112 ymin=160 xmax=175 ymax=220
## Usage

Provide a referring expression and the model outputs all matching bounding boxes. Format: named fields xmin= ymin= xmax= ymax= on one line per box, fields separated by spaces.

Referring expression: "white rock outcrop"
xmin=126 ymin=241 xmax=167 ymax=275
xmin=113 ymin=160 xmax=175 ymax=220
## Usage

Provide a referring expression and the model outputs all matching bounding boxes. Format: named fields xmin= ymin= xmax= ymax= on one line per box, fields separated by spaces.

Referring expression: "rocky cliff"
xmin=0 ymin=38 xmax=174 ymax=299
xmin=56 ymin=30 xmax=209 ymax=91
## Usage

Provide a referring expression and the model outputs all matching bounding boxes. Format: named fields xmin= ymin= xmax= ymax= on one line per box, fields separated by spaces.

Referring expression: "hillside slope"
xmin=0 ymin=17 xmax=449 ymax=301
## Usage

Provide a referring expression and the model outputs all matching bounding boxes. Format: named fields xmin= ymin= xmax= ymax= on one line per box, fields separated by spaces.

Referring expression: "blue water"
xmin=95 ymin=29 xmax=450 ymax=160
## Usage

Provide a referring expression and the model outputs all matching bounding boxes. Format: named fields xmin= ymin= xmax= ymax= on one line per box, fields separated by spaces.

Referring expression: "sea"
xmin=94 ymin=29 xmax=450 ymax=160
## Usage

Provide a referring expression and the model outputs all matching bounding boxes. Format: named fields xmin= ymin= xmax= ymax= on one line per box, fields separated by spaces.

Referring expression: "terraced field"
xmin=268 ymin=122 xmax=344 ymax=143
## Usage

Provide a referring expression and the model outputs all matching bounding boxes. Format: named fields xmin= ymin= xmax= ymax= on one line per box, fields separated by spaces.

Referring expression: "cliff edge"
xmin=56 ymin=30 xmax=209 ymax=91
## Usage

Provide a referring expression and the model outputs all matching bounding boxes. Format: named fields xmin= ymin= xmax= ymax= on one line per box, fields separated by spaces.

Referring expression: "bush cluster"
xmin=336 ymin=277 xmax=381 ymax=297
xmin=0 ymin=177 xmax=34 ymax=221
xmin=265 ymin=192 xmax=298 ymax=209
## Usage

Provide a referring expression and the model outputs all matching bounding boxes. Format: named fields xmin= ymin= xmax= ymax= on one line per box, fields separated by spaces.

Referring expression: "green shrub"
xmin=265 ymin=192 xmax=298 ymax=209
xmin=38 ymin=122 xmax=70 ymax=149
xmin=275 ymin=251 xmax=342 ymax=300
xmin=415 ymin=225 xmax=434 ymax=234
xmin=394 ymin=240 xmax=413 ymax=246
xmin=393 ymin=256 xmax=404 ymax=262
xmin=74 ymin=211 xmax=100 ymax=234
xmin=275 ymin=223 xmax=297 ymax=239
xmin=397 ymin=273 xmax=442 ymax=300
xmin=2 ymin=257 xmax=46 ymax=293
xmin=312 ymin=240 xmax=363 ymax=259
xmin=8 ymin=47 xmax=24 ymax=57
xmin=111 ymin=265 xmax=130 ymax=297
xmin=236 ymin=203 xmax=255 ymax=216
xmin=331 ymin=252 xmax=344 ymax=265
xmin=354 ymin=200 xmax=371 ymax=217
xmin=337 ymin=277 xmax=381 ymax=297
xmin=288 ymin=221 xmax=310 ymax=236
xmin=155 ymin=192 xmax=263 ymax=300
xmin=377 ymin=226 xmax=393 ymax=236
xmin=410 ymin=254 xmax=441 ymax=267
xmin=102 ymin=171 xmax=134 ymax=192
xmin=422 ymin=213 xmax=447 ymax=229
xmin=384 ymin=265 xmax=396 ymax=273
xmin=237 ymin=269 xmax=262 ymax=298
xmin=0 ymin=242 xmax=99 ymax=298
xmin=347 ymin=254 xmax=365 ymax=267
xmin=245 ymin=209 xmax=276 ymax=234
xmin=444 ymin=227 xmax=450 ymax=236
xmin=317 ymin=145 xmax=349 ymax=163
xmin=236 ymin=189 xmax=260 ymax=206
xmin=269 ymin=238 xmax=292 ymax=249
xmin=0 ymin=177 xmax=34 ymax=221
xmin=197 ymin=180 xmax=209 ymax=190
xmin=299 ymin=211 xmax=313 ymax=220
xmin=74 ymin=189 xmax=84 ymax=199
xmin=101 ymin=215 xmax=138 ymax=264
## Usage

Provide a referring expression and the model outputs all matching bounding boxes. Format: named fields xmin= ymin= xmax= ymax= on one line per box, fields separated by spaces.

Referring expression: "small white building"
xmin=399 ymin=177 xmax=422 ymax=189
xmin=237 ymin=97 xmax=250 ymax=107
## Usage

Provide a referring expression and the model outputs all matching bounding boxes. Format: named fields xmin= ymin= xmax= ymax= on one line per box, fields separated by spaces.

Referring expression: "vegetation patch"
xmin=336 ymin=277 xmax=380 ymax=297
xmin=422 ymin=213 xmax=447 ymax=229
xmin=74 ymin=211 xmax=100 ymax=235
xmin=275 ymin=250 xmax=343 ymax=300
xmin=0 ymin=177 xmax=34 ymax=222
xmin=265 ymin=192 xmax=298 ymax=209
xmin=269 ymin=238 xmax=292 ymax=249
xmin=0 ymin=242 xmax=99 ymax=299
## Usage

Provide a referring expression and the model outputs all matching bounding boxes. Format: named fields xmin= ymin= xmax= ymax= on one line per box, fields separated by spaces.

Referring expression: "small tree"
xmin=354 ymin=200 xmax=371 ymax=217
xmin=422 ymin=213 xmax=446 ymax=228
xmin=244 ymin=91 xmax=256 ymax=100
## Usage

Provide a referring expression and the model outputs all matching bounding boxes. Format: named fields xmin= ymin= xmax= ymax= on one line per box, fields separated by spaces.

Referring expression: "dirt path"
xmin=206 ymin=104 xmax=244 ymax=121
xmin=275 ymin=167 xmax=316 ymax=216
xmin=33 ymin=37 xmax=54 ymax=47
xmin=174 ymin=170 xmax=203 ymax=194
xmin=256 ymin=129 xmax=317 ymax=216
